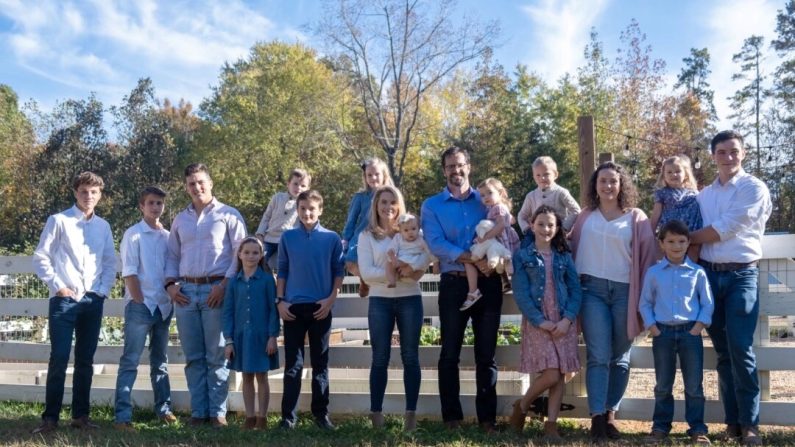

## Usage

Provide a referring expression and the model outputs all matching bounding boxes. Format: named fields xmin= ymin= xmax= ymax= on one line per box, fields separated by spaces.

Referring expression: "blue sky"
xmin=0 ymin=0 xmax=784 ymax=127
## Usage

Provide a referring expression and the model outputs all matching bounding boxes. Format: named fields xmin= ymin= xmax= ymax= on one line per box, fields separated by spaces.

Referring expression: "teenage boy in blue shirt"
xmin=639 ymin=219 xmax=714 ymax=445
xmin=276 ymin=190 xmax=344 ymax=430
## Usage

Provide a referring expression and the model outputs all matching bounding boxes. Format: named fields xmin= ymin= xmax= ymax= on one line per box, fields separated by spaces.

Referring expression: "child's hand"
xmin=225 ymin=344 xmax=234 ymax=361
xmin=689 ymin=322 xmax=705 ymax=336
xmin=475 ymin=236 xmax=485 ymax=244
xmin=277 ymin=301 xmax=296 ymax=321
xmin=648 ymin=325 xmax=661 ymax=337
xmin=266 ymin=337 xmax=277 ymax=355
xmin=313 ymin=297 xmax=336 ymax=320
xmin=550 ymin=319 xmax=571 ymax=338
xmin=539 ymin=321 xmax=556 ymax=332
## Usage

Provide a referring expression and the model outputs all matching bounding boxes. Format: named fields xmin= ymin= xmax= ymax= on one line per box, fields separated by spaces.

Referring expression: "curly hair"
xmin=585 ymin=161 xmax=638 ymax=210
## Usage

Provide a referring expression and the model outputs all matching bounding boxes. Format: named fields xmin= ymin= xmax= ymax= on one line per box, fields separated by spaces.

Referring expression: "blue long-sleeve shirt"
xmin=420 ymin=187 xmax=487 ymax=273
xmin=639 ymin=257 xmax=714 ymax=328
xmin=277 ymin=222 xmax=345 ymax=304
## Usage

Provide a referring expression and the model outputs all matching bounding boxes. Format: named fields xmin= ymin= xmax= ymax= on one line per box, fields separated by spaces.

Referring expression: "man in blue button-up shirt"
xmin=421 ymin=146 xmax=502 ymax=431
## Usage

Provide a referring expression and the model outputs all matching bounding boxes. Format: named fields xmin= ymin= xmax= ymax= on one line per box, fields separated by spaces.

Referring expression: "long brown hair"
xmin=530 ymin=206 xmax=571 ymax=253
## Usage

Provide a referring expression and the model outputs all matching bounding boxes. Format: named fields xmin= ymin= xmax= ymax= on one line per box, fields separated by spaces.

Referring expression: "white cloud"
xmin=704 ymin=0 xmax=781 ymax=129
xmin=520 ymin=0 xmax=610 ymax=81
xmin=0 ymin=0 xmax=287 ymax=109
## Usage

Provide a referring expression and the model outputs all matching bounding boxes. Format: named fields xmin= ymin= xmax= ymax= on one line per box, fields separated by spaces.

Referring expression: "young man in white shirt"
xmin=31 ymin=172 xmax=117 ymax=434
xmin=690 ymin=130 xmax=772 ymax=446
xmin=114 ymin=186 xmax=176 ymax=431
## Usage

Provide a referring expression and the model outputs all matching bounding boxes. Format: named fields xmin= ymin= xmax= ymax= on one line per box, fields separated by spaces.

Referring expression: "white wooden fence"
xmin=0 ymin=234 xmax=793 ymax=424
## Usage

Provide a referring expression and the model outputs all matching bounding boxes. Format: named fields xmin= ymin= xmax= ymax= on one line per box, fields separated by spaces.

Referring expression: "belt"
xmin=181 ymin=275 xmax=225 ymax=284
xmin=698 ymin=260 xmax=758 ymax=272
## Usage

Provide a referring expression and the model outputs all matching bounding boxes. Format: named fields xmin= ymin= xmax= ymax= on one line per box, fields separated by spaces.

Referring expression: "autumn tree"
xmin=317 ymin=0 xmax=499 ymax=186
xmin=675 ymin=47 xmax=716 ymax=120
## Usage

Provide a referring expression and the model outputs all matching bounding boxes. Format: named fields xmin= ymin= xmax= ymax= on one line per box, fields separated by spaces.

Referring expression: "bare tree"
xmin=317 ymin=0 xmax=499 ymax=185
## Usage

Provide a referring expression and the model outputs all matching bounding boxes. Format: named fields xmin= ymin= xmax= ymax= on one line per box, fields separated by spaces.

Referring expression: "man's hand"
xmin=167 ymin=284 xmax=189 ymax=306
xmin=277 ymin=301 xmax=295 ymax=321
xmin=55 ymin=287 xmax=76 ymax=298
xmin=206 ymin=284 xmax=225 ymax=308
xmin=473 ymin=258 xmax=494 ymax=276
xmin=313 ymin=297 xmax=335 ymax=320
xmin=648 ymin=325 xmax=661 ymax=337
xmin=689 ymin=322 xmax=705 ymax=336
xmin=456 ymin=252 xmax=473 ymax=263
xmin=266 ymin=337 xmax=278 ymax=355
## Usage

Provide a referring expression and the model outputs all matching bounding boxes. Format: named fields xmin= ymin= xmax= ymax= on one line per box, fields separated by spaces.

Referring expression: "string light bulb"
xmin=623 ymin=136 xmax=631 ymax=157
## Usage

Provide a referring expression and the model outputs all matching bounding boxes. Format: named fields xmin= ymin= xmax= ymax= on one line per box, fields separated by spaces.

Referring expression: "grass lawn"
xmin=3 ymin=400 xmax=795 ymax=446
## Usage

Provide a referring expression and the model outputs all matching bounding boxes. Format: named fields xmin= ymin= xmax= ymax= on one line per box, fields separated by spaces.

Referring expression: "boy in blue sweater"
xmin=639 ymin=219 xmax=714 ymax=445
xmin=276 ymin=190 xmax=344 ymax=430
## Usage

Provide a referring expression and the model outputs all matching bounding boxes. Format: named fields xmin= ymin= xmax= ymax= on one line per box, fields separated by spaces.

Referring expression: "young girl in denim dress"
xmin=508 ymin=205 xmax=582 ymax=442
xmin=650 ymin=155 xmax=703 ymax=261
xmin=223 ymin=237 xmax=280 ymax=430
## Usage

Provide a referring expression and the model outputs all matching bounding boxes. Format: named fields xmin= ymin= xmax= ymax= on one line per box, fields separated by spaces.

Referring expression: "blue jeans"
xmin=114 ymin=302 xmax=173 ymax=423
xmin=42 ymin=292 xmax=105 ymax=422
xmin=651 ymin=322 xmax=707 ymax=435
xmin=437 ymin=273 xmax=502 ymax=424
xmin=704 ymin=266 xmax=760 ymax=427
xmin=174 ymin=282 xmax=228 ymax=418
xmin=579 ymin=275 xmax=632 ymax=415
xmin=264 ymin=242 xmax=279 ymax=272
xmin=368 ymin=295 xmax=423 ymax=412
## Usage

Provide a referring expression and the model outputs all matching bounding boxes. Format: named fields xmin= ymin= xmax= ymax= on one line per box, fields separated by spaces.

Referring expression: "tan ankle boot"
xmin=242 ymin=417 xmax=257 ymax=430
xmin=542 ymin=421 xmax=562 ymax=442
xmin=509 ymin=398 xmax=527 ymax=432
xmin=369 ymin=411 xmax=384 ymax=428
xmin=255 ymin=417 xmax=267 ymax=430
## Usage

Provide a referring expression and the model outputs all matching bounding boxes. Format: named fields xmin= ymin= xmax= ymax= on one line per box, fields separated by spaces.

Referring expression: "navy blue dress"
xmin=654 ymin=187 xmax=703 ymax=233
xmin=223 ymin=267 xmax=280 ymax=373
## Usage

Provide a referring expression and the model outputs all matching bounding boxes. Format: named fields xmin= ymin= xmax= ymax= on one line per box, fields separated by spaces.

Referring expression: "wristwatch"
xmin=275 ymin=297 xmax=284 ymax=305
xmin=164 ymin=280 xmax=179 ymax=291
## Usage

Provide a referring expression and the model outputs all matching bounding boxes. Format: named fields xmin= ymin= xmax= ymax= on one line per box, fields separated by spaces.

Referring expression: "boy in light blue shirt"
xmin=639 ymin=219 xmax=714 ymax=445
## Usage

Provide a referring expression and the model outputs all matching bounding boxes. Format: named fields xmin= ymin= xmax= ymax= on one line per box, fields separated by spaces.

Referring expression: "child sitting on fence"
xmin=255 ymin=168 xmax=311 ymax=272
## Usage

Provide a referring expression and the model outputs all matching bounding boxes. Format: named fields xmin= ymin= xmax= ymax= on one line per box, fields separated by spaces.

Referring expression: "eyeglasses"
xmin=444 ymin=162 xmax=468 ymax=171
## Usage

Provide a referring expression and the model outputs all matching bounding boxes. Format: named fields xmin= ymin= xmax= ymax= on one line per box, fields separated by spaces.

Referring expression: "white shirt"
xmin=357 ymin=231 xmax=428 ymax=298
xmin=697 ymin=169 xmax=772 ymax=263
xmin=33 ymin=205 xmax=117 ymax=300
xmin=121 ymin=220 xmax=172 ymax=319
xmin=574 ymin=211 xmax=633 ymax=283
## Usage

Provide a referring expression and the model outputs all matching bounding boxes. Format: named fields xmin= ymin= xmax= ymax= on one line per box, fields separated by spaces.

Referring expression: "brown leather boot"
xmin=542 ymin=421 xmax=562 ymax=443
xmin=508 ymin=398 xmax=527 ymax=432
xmin=606 ymin=410 xmax=621 ymax=439
xmin=242 ymin=417 xmax=257 ymax=430
xmin=255 ymin=417 xmax=268 ymax=430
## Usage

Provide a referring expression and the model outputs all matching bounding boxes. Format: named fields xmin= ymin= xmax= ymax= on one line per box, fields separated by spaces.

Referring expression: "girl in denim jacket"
xmin=508 ymin=206 xmax=582 ymax=441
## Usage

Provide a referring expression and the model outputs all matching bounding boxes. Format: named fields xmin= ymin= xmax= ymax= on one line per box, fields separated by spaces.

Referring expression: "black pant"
xmin=280 ymin=303 xmax=332 ymax=422
xmin=437 ymin=273 xmax=502 ymax=424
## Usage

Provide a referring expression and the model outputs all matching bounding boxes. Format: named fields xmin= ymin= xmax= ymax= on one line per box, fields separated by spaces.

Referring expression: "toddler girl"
xmin=223 ymin=237 xmax=280 ymax=430
xmin=255 ymin=168 xmax=311 ymax=272
xmin=386 ymin=213 xmax=433 ymax=288
xmin=342 ymin=158 xmax=394 ymax=297
xmin=508 ymin=205 xmax=582 ymax=442
xmin=460 ymin=177 xmax=520 ymax=311
xmin=649 ymin=155 xmax=702 ymax=261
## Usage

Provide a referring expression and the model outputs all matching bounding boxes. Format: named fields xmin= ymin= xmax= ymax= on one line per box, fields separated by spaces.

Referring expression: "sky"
xmin=0 ymin=0 xmax=786 ymax=129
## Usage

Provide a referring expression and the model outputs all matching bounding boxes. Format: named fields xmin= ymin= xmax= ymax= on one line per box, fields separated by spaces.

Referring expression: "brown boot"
xmin=606 ymin=410 xmax=621 ymax=439
xmin=242 ymin=417 xmax=257 ymax=430
xmin=404 ymin=411 xmax=417 ymax=432
xmin=255 ymin=417 xmax=268 ymax=430
xmin=508 ymin=398 xmax=527 ymax=432
xmin=542 ymin=421 xmax=562 ymax=443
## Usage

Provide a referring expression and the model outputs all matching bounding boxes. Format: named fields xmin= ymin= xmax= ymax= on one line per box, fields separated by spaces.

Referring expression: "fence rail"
xmin=0 ymin=234 xmax=793 ymax=423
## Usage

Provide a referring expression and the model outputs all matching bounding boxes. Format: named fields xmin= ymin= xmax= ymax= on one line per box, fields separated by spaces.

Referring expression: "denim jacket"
xmin=511 ymin=243 xmax=582 ymax=327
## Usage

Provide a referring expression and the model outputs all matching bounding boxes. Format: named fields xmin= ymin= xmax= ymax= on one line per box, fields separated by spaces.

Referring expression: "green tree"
xmin=317 ymin=0 xmax=499 ymax=186
xmin=675 ymin=47 xmax=716 ymax=120
xmin=728 ymin=35 xmax=766 ymax=176
xmin=198 ymin=41 xmax=359 ymax=231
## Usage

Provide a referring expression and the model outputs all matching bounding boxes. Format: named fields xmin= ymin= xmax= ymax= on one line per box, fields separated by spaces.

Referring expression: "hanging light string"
xmin=594 ymin=123 xmax=795 ymax=151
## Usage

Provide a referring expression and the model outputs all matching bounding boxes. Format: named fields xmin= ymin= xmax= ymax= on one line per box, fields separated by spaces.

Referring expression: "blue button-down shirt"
xmin=639 ymin=257 xmax=714 ymax=329
xmin=420 ymin=186 xmax=487 ymax=273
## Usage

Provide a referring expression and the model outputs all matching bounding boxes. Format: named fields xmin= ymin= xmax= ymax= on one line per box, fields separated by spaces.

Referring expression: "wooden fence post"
xmin=577 ymin=116 xmax=596 ymax=205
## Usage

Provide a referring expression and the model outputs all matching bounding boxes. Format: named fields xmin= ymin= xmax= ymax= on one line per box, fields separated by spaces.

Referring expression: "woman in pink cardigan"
xmin=569 ymin=162 xmax=657 ymax=442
